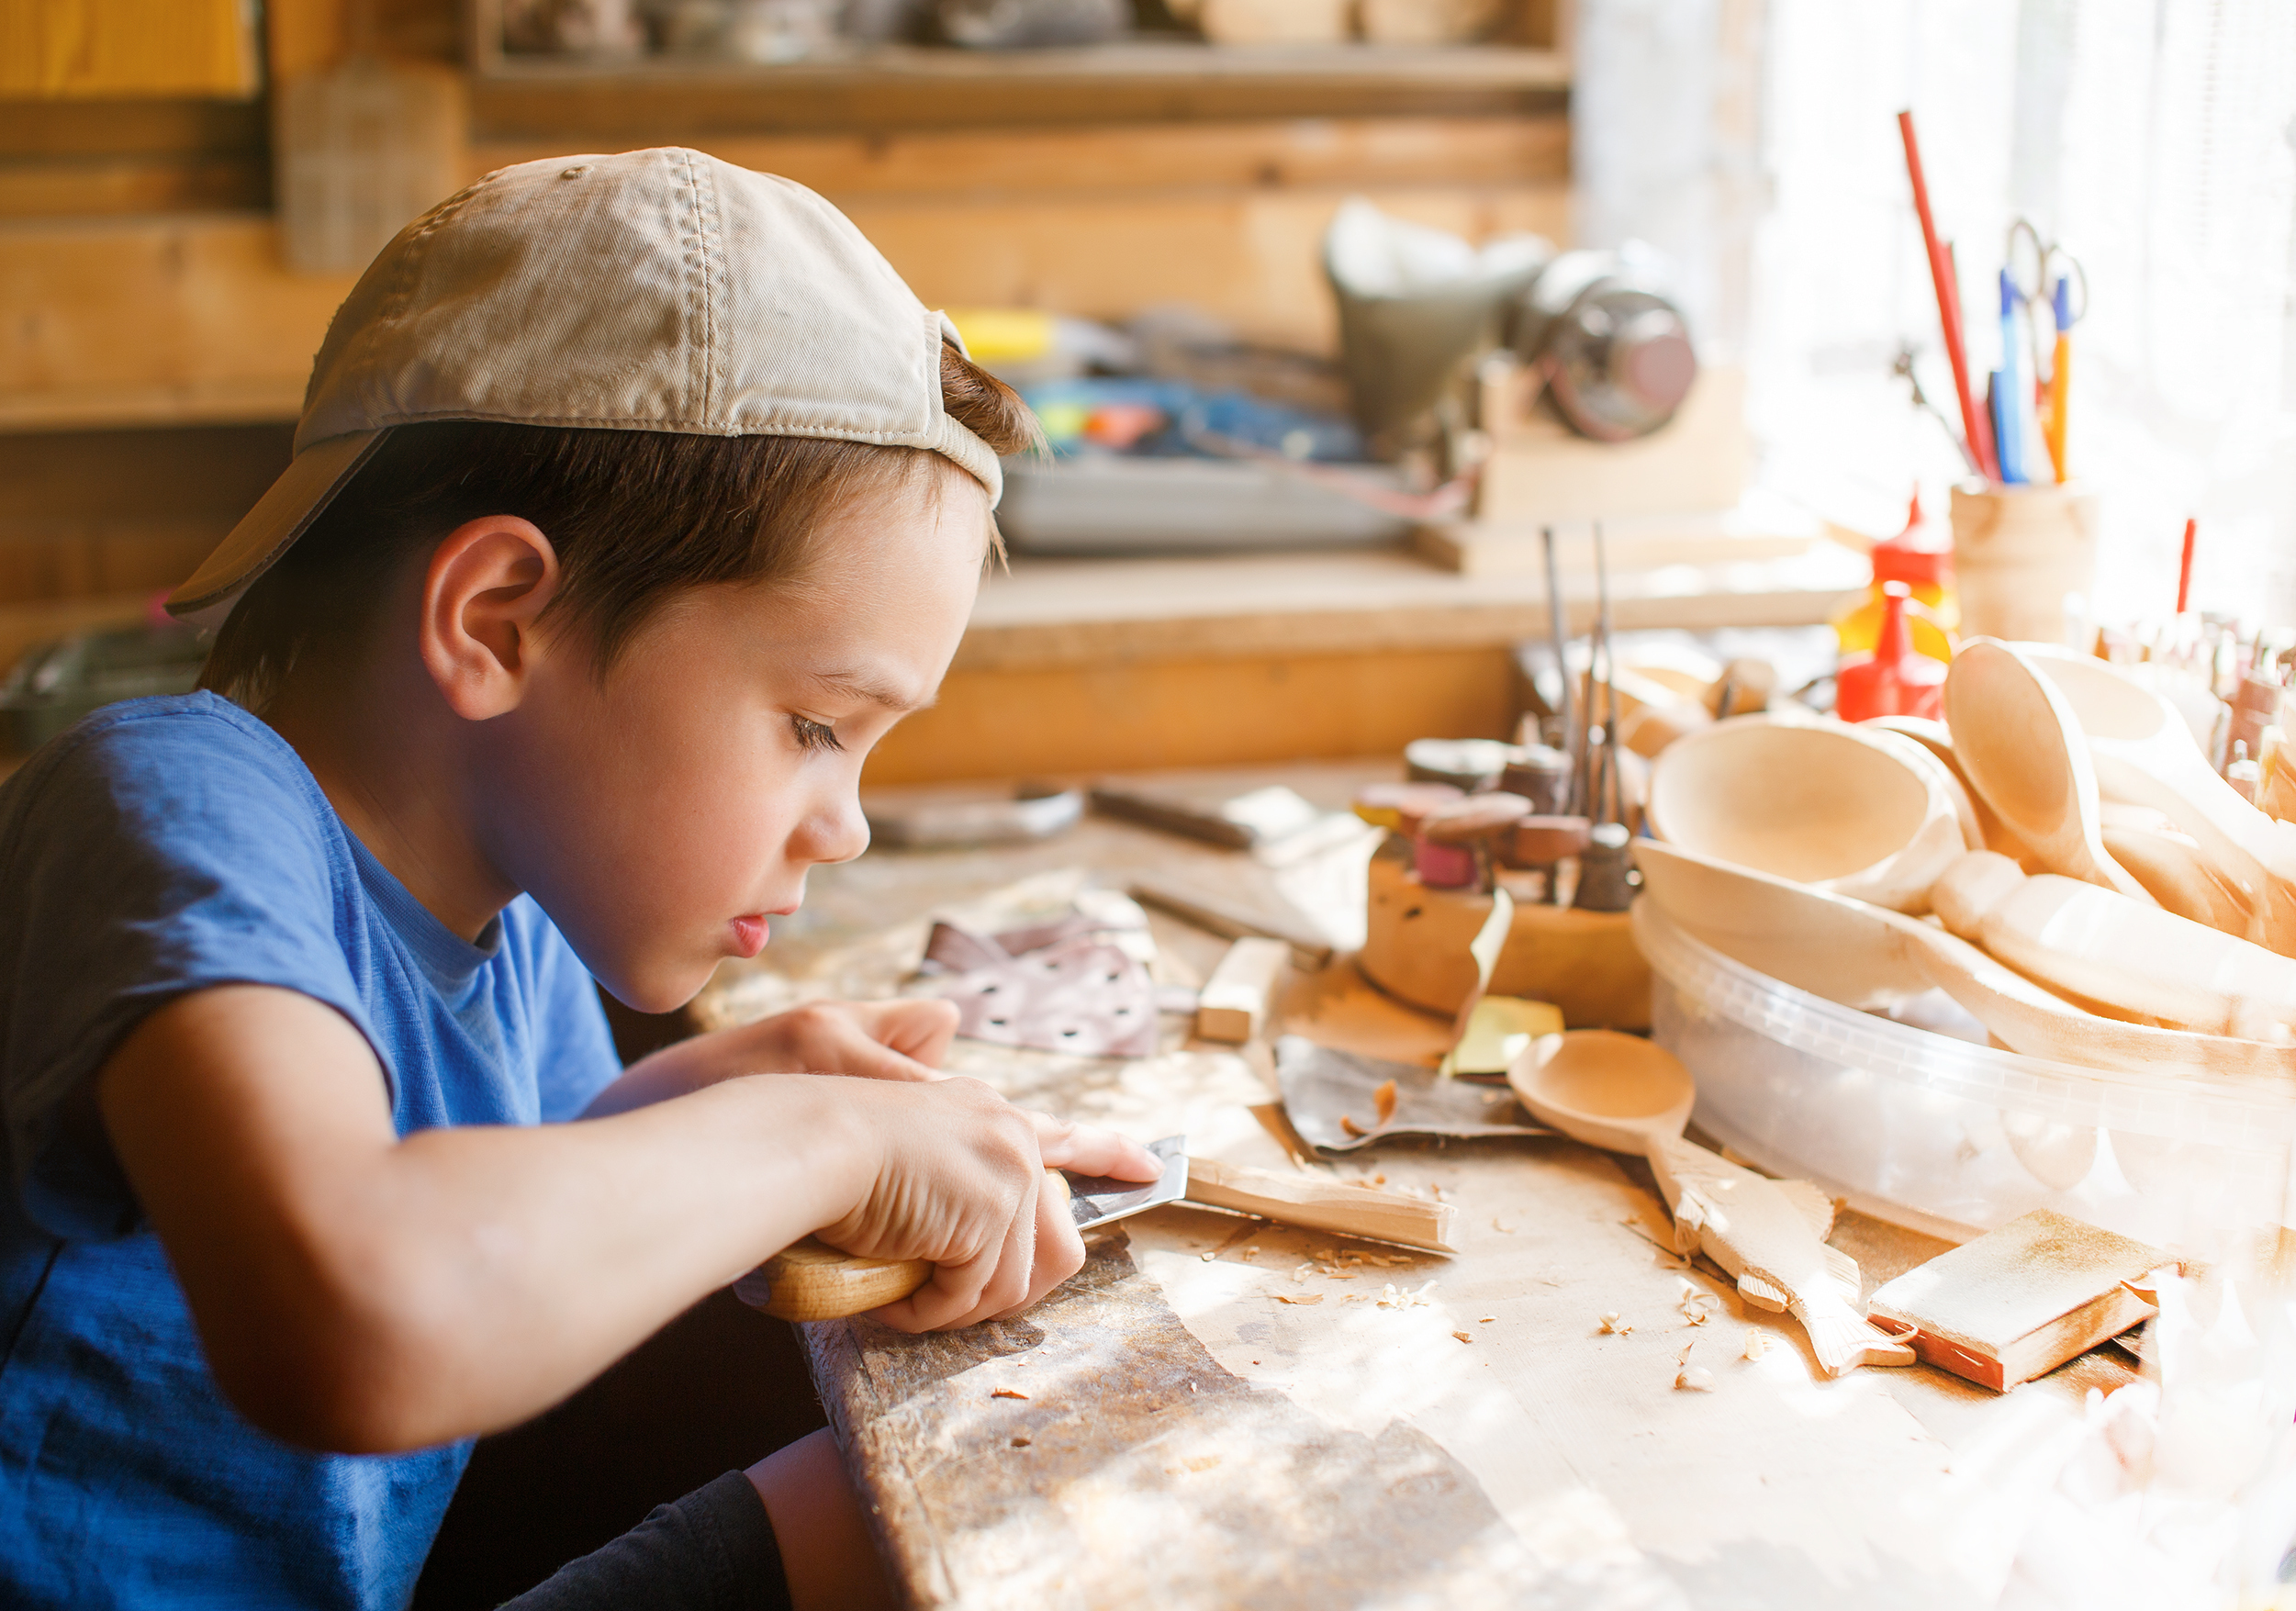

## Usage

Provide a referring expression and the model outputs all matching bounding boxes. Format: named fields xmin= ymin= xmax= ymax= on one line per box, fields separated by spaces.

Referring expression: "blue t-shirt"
xmin=0 ymin=693 xmax=622 ymax=1609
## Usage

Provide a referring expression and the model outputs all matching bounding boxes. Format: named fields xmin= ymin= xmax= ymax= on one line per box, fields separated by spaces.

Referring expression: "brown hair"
xmin=199 ymin=342 xmax=1037 ymax=711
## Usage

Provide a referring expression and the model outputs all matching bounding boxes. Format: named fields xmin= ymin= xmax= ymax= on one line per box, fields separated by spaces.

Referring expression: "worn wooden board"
xmin=805 ymin=1235 xmax=1686 ymax=1610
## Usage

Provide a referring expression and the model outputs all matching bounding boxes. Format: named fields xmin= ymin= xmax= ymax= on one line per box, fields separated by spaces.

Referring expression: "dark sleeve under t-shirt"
xmin=500 ymin=1471 xmax=793 ymax=1611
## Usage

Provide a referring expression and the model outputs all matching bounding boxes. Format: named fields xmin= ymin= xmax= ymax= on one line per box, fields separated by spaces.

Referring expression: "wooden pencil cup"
xmin=1950 ymin=481 xmax=2100 ymax=646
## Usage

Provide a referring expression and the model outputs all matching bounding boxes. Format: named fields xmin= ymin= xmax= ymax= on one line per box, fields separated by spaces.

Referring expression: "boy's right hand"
xmin=812 ymin=1077 xmax=1160 ymax=1333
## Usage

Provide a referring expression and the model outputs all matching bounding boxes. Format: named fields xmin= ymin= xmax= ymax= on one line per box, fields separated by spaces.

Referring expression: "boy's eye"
xmin=791 ymin=715 xmax=844 ymax=755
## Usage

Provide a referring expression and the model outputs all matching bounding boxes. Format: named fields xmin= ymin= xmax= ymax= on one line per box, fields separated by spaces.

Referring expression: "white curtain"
xmin=1577 ymin=0 xmax=2296 ymax=626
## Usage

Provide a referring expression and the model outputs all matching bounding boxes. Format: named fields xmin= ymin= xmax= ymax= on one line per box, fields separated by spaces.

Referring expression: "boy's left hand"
xmin=588 ymin=998 xmax=958 ymax=1116
xmin=731 ymin=999 xmax=958 ymax=1083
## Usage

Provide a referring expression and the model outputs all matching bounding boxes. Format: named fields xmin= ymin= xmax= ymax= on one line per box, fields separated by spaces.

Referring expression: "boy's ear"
xmin=418 ymin=517 xmax=565 ymax=720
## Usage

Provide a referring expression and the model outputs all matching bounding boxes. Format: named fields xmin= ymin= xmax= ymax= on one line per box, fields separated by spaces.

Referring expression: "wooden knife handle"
xmin=734 ymin=1173 xmax=1070 ymax=1323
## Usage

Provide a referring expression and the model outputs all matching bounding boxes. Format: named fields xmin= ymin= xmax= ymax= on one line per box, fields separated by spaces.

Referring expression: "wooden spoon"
xmin=1943 ymin=640 xmax=2154 ymax=904
xmin=1931 ymin=850 xmax=2296 ymax=1040
xmin=1646 ymin=715 xmax=1966 ymax=913
xmin=1631 ymin=838 xmax=2296 ymax=1081
xmin=2022 ymin=645 xmax=2296 ymax=952
xmin=1864 ymin=714 xmax=2040 ymax=867
xmin=1507 ymin=1031 xmax=1914 ymax=1376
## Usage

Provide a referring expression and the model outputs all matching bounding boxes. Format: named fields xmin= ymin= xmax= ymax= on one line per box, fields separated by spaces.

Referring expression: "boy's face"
xmin=483 ymin=461 xmax=987 ymax=1012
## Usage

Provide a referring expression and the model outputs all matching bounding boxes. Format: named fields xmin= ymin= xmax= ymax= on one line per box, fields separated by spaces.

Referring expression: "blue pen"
xmin=1995 ymin=271 xmax=2026 ymax=484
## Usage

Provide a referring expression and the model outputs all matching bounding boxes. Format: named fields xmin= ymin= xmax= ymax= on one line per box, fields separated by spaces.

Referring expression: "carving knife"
xmin=734 ymin=1135 xmax=1190 ymax=1322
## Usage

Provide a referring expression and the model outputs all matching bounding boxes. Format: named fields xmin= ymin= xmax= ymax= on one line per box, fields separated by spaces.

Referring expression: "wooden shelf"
xmin=954 ymin=533 xmax=1865 ymax=673
xmin=472 ymin=41 xmax=1570 ymax=136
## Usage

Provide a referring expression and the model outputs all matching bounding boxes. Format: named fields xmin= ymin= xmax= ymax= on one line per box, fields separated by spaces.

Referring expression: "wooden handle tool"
xmin=734 ymin=1138 xmax=1458 ymax=1321
xmin=736 ymin=1173 xmax=1071 ymax=1324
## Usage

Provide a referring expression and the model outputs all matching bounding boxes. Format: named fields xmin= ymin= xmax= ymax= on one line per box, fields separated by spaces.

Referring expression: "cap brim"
xmin=166 ymin=429 xmax=391 ymax=630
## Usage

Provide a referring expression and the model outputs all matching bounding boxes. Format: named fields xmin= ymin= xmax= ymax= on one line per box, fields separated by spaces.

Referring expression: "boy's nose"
xmin=792 ymin=792 xmax=870 ymax=867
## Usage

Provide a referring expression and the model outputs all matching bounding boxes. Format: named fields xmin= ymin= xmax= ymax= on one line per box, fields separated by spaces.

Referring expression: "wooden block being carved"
xmin=1195 ymin=937 xmax=1290 ymax=1045
xmin=1184 ymin=1157 xmax=1458 ymax=1253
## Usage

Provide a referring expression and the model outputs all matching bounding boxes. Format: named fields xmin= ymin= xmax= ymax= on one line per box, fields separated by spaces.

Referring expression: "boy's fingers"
xmin=1019 ymin=1184 xmax=1088 ymax=1313
xmin=1033 ymin=1116 xmax=1163 ymax=1183
xmin=904 ymin=1180 xmax=1038 ymax=1332
xmin=832 ymin=999 xmax=958 ymax=1071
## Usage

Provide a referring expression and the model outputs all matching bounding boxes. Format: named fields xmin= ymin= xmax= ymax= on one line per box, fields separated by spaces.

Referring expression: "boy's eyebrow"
xmin=807 ymin=667 xmax=937 ymax=712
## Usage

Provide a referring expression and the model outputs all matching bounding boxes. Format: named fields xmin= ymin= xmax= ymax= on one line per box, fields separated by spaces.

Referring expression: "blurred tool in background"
xmin=1506 ymin=245 xmax=1699 ymax=444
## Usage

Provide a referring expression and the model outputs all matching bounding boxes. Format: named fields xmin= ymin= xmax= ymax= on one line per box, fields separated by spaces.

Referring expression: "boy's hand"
xmin=587 ymin=998 xmax=958 ymax=1117
xmin=736 ymin=999 xmax=958 ymax=1083
xmin=818 ymin=1080 xmax=1161 ymax=1333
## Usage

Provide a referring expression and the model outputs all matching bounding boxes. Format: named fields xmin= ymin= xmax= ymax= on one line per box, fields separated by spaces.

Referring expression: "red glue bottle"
xmin=1836 ymin=580 xmax=1945 ymax=722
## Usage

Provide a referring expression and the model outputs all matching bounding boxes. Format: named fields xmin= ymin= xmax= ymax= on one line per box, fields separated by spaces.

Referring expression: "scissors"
xmin=2005 ymin=219 xmax=2088 ymax=358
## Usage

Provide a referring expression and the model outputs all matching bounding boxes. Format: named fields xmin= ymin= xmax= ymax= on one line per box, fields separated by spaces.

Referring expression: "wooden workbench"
xmin=699 ymin=761 xmax=2128 ymax=1609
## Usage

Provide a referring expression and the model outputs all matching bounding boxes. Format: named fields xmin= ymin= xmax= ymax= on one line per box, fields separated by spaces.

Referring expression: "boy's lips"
xmin=730 ymin=915 xmax=770 ymax=957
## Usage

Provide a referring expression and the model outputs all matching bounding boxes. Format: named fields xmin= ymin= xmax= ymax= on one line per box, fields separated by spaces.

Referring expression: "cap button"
xmin=560 ymin=165 xmax=588 ymax=180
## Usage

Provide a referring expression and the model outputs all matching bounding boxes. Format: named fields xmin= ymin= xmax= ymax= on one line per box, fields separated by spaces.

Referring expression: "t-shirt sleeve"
xmin=0 ymin=701 xmax=378 ymax=1241
xmin=515 ymin=899 xmax=625 ymax=1124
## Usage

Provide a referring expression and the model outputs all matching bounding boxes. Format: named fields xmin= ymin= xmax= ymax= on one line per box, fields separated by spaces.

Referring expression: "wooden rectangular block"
xmin=1194 ymin=935 xmax=1292 ymax=1043
xmin=1184 ymin=1156 xmax=1457 ymax=1251
xmin=1865 ymin=1208 xmax=2168 ymax=1391
xmin=1472 ymin=365 xmax=1746 ymax=526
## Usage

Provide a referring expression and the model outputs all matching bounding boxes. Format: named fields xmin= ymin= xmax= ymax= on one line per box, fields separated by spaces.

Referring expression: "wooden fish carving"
xmin=1649 ymin=1137 xmax=1916 ymax=1378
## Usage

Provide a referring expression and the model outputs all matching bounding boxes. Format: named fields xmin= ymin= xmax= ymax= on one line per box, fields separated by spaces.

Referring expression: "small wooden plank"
xmin=1130 ymin=877 xmax=1338 ymax=969
xmin=1184 ymin=1155 xmax=1459 ymax=1250
xmin=1194 ymin=936 xmax=1292 ymax=1044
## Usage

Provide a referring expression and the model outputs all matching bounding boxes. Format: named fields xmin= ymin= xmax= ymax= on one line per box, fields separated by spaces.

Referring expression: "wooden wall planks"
xmin=0 ymin=214 xmax=353 ymax=429
xmin=468 ymin=113 xmax=1568 ymax=199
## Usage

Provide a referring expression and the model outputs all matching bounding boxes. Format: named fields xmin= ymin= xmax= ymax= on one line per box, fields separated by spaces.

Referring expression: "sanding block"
xmin=1864 ymin=1208 xmax=2171 ymax=1391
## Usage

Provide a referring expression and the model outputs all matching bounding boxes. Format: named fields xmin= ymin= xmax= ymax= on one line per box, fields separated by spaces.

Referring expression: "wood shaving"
xmin=1451 ymin=1330 xmax=1473 ymax=1344
xmin=1675 ymin=1277 xmax=1722 ymax=1326
xmin=992 ymin=1388 xmax=1030 ymax=1400
xmin=1742 ymin=1330 xmax=1770 ymax=1361
xmin=1291 ymin=1263 xmax=1312 ymax=1283
xmin=1674 ymin=1367 xmax=1717 ymax=1393
xmin=1492 ymin=1219 xmax=1516 ymax=1233
xmin=1273 ymin=1292 xmax=1324 ymax=1305
xmin=1340 ymin=1113 xmax=1368 ymax=1138
xmin=1479 ymin=1315 xmax=1497 ymax=1324
xmin=1340 ymin=1292 xmax=1372 ymax=1303
xmin=1377 ymin=1280 xmax=1439 ymax=1311
xmin=1598 ymin=1312 xmax=1633 ymax=1335
xmin=1010 ymin=1436 xmax=1032 ymax=1449
xmin=1373 ymin=1079 xmax=1398 ymax=1125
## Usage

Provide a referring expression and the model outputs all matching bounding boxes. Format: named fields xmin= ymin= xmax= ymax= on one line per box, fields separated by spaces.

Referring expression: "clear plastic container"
xmin=1636 ymin=901 xmax=2296 ymax=1247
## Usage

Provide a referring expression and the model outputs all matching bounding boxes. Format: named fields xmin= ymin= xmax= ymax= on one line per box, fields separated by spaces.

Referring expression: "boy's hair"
xmin=199 ymin=341 xmax=1036 ymax=712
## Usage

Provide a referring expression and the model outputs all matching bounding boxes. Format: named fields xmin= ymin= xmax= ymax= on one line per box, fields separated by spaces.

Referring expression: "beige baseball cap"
xmin=168 ymin=147 xmax=1000 ymax=629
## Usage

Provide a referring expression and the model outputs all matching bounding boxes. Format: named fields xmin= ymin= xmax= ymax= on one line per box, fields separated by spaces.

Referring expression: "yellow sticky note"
xmin=1448 ymin=996 xmax=1564 ymax=1078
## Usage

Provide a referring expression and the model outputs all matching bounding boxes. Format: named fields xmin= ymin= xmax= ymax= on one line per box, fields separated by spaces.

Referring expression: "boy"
xmin=0 ymin=149 xmax=1159 ymax=1608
